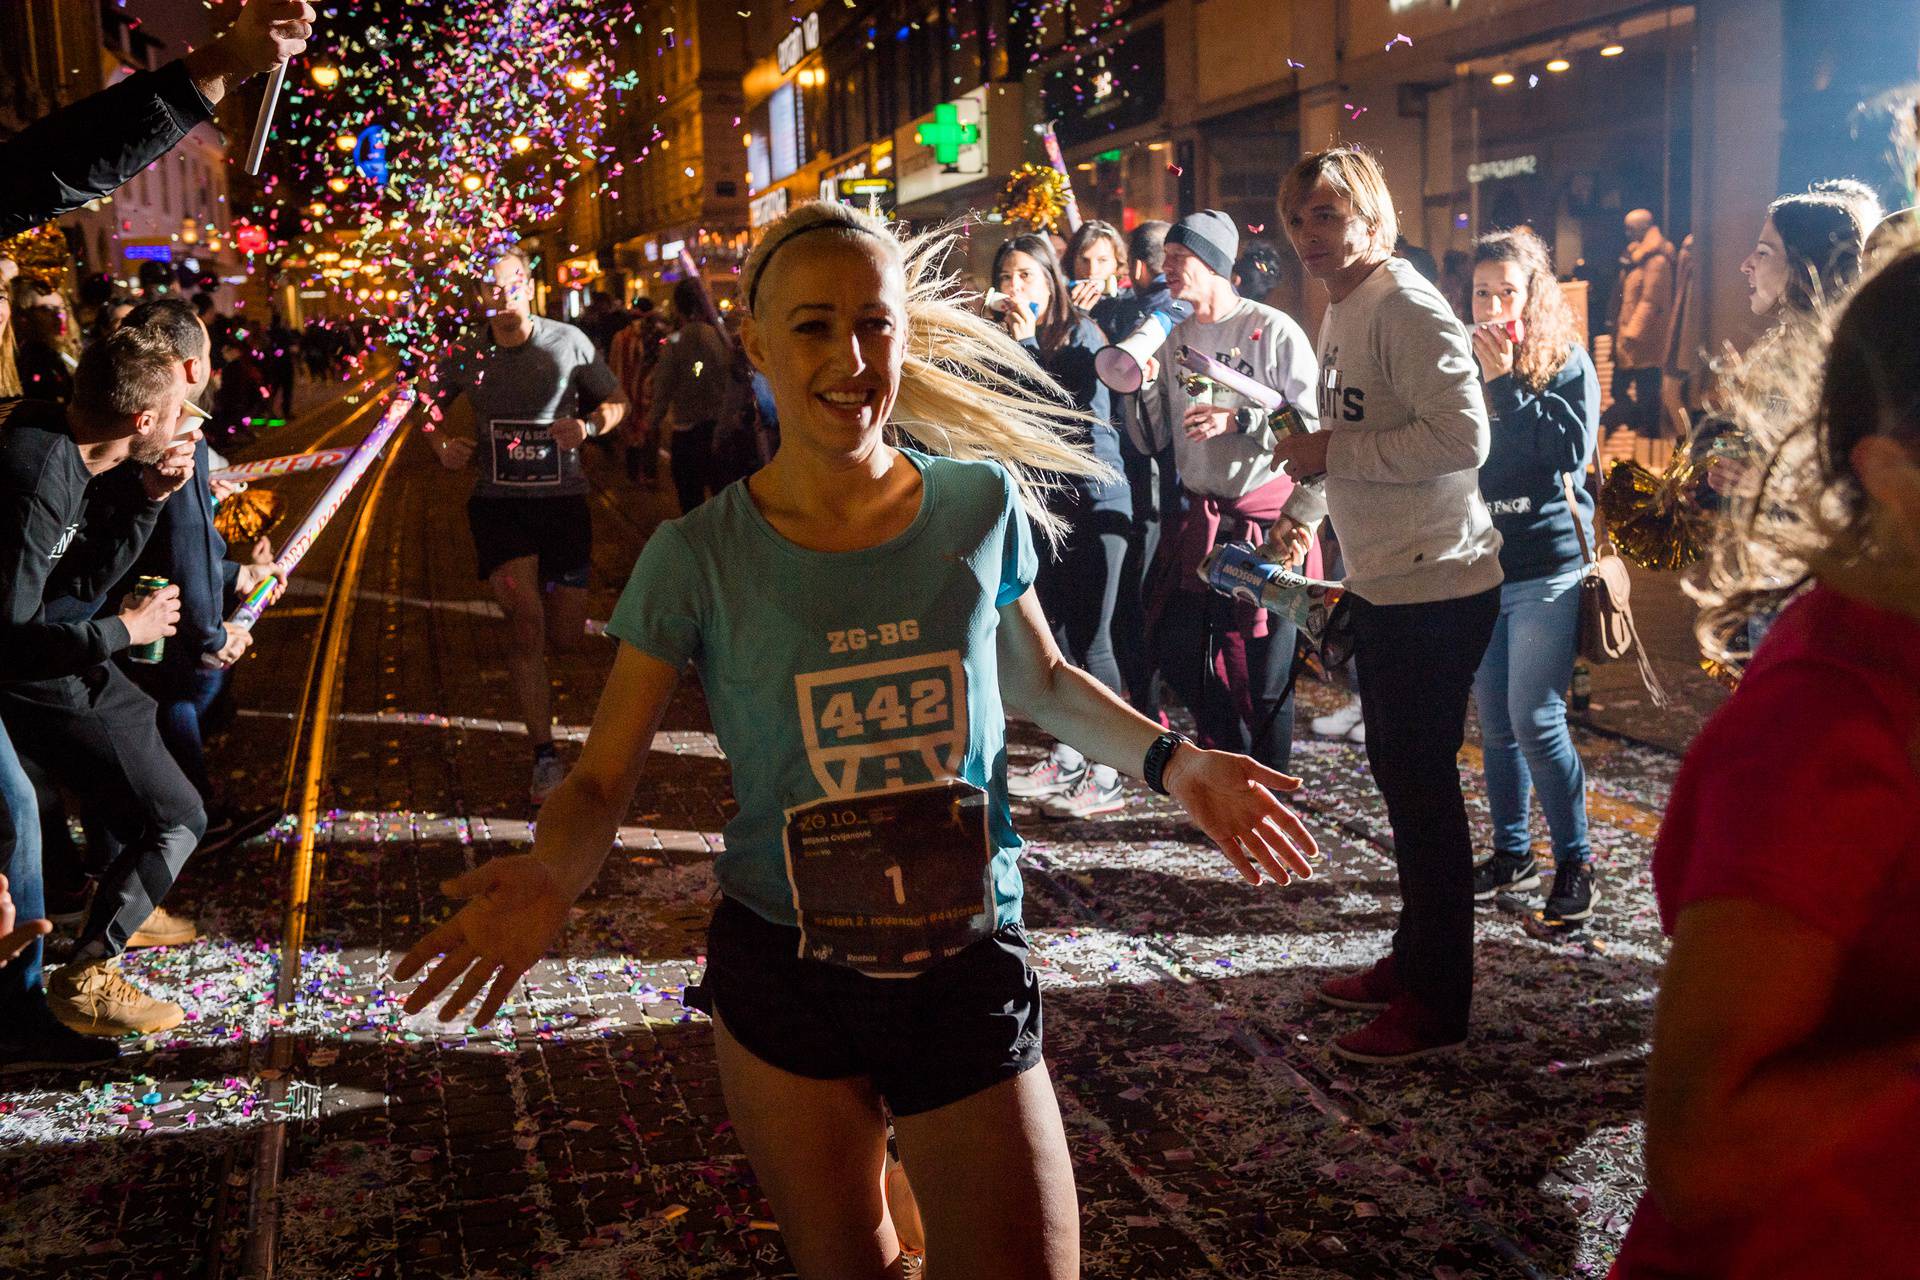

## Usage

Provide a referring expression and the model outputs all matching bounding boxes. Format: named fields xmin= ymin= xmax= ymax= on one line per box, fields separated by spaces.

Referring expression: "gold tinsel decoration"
xmin=1599 ymin=453 xmax=1714 ymax=571
xmin=0 ymin=223 xmax=76 ymax=293
xmin=997 ymin=163 xmax=1070 ymax=232
xmin=214 ymin=487 xmax=284 ymax=544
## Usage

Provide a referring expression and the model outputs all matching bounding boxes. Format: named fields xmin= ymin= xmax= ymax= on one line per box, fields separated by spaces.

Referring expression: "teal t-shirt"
xmin=606 ymin=448 xmax=1040 ymax=930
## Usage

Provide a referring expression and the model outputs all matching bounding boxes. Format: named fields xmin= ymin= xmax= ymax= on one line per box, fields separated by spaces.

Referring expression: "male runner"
xmin=430 ymin=249 xmax=626 ymax=803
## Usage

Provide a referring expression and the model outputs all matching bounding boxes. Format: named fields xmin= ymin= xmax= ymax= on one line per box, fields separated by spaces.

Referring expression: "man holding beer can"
xmin=0 ymin=326 xmax=207 ymax=1067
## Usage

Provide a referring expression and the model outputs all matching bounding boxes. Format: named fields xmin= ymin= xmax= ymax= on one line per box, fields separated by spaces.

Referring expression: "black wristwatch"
xmin=1232 ymin=406 xmax=1260 ymax=434
xmin=1143 ymin=731 xmax=1192 ymax=796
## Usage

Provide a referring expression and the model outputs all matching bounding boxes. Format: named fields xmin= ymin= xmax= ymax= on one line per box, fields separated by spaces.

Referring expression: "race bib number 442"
xmin=489 ymin=418 xmax=562 ymax=486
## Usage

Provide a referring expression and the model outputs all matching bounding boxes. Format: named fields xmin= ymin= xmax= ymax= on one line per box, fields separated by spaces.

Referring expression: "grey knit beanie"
xmin=1165 ymin=209 xmax=1239 ymax=280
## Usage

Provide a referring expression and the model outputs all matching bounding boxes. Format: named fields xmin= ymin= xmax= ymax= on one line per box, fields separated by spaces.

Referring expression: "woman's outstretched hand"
xmin=393 ymin=855 xmax=576 ymax=1027
xmin=1163 ymin=746 xmax=1319 ymax=885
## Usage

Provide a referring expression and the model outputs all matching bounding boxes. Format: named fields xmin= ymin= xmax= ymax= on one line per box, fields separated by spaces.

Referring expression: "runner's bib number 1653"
xmin=489 ymin=418 xmax=562 ymax=486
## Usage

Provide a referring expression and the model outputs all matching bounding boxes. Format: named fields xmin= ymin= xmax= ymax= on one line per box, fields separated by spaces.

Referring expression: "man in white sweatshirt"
xmin=1135 ymin=210 xmax=1320 ymax=773
xmin=1270 ymin=148 xmax=1504 ymax=1066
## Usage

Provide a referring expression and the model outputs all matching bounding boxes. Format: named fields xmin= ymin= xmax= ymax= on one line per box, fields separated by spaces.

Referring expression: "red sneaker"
xmin=1316 ymin=954 xmax=1399 ymax=1011
xmin=1330 ymin=999 xmax=1465 ymax=1065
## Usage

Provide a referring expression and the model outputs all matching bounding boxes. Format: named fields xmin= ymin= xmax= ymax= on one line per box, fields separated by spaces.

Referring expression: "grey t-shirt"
xmin=435 ymin=316 xmax=620 ymax=499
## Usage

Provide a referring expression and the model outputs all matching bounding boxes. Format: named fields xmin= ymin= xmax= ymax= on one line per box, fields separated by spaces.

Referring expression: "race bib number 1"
xmin=489 ymin=418 xmax=562 ymax=486
xmin=782 ymin=778 xmax=994 ymax=977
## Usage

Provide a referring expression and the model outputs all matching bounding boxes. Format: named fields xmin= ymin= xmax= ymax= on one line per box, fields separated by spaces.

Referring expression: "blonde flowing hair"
xmin=1691 ymin=237 xmax=1920 ymax=661
xmin=740 ymin=201 xmax=1115 ymax=547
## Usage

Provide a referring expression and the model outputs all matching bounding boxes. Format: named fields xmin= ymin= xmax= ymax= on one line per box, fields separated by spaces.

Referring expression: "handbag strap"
xmin=1562 ymin=472 xmax=1596 ymax=568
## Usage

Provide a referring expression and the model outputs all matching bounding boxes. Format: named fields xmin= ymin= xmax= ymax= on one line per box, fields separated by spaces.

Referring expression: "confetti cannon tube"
xmin=1037 ymin=122 xmax=1084 ymax=234
xmin=243 ymin=64 xmax=287 ymax=177
xmin=210 ymin=446 xmax=355 ymax=484
xmin=1173 ymin=345 xmax=1314 ymax=437
xmin=227 ymin=392 xmax=415 ymax=631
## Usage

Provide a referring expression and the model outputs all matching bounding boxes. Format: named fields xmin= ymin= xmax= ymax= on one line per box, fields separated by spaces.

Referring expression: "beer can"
xmin=129 ymin=575 xmax=170 ymax=664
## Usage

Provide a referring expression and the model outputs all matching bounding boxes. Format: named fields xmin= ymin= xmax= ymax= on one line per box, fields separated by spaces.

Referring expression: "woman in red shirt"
xmin=1612 ymin=245 xmax=1920 ymax=1276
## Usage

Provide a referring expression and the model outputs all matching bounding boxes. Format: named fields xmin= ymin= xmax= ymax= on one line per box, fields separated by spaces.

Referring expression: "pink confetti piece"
xmin=1286 ymin=58 xmax=1305 ymax=69
xmin=1247 ymin=223 xmax=1265 ymax=234
xmin=1167 ymin=163 xmax=1184 ymax=177
xmin=1344 ymin=102 xmax=1368 ymax=120
xmin=1386 ymin=33 xmax=1412 ymax=50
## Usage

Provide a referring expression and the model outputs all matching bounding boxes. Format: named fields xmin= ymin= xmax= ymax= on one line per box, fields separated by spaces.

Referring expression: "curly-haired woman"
xmin=1463 ymin=227 xmax=1602 ymax=925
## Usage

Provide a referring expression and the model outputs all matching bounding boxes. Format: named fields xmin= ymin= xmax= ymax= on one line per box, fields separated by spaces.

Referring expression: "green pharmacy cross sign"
xmin=915 ymin=102 xmax=980 ymax=167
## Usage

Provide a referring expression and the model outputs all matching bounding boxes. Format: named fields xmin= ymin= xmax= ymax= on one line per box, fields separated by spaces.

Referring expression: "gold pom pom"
xmin=214 ymin=487 xmax=284 ymax=543
xmin=997 ymin=163 xmax=1070 ymax=232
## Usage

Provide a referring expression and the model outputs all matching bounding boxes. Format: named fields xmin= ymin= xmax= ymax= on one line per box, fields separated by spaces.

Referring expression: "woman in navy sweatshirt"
xmin=1465 ymin=228 xmax=1601 ymax=925
xmin=991 ymin=234 xmax=1135 ymax=820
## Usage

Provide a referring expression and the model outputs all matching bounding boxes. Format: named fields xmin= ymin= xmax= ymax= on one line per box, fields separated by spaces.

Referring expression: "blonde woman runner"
xmin=396 ymin=203 xmax=1317 ymax=1278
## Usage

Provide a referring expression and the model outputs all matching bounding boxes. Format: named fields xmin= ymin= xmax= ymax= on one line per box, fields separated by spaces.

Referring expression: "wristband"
xmin=1143 ymin=731 xmax=1192 ymax=796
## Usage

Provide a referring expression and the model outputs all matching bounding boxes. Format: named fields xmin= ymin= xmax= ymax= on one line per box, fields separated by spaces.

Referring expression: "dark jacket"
xmin=110 ymin=437 xmax=239 ymax=681
xmin=0 ymin=60 xmax=216 ymax=237
xmin=0 ymin=400 xmax=159 ymax=685
xmin=1478 ymin=344 xmax=1599 ymax=584
xmin=1020 ymin=315 xmax=1128 ymax=512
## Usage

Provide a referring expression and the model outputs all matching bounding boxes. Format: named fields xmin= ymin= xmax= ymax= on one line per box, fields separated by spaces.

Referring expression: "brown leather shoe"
xmin=46 ymin=958 xmax=185 ymax=1037
xmin=126 ymin=905 xmax=199 ymax=949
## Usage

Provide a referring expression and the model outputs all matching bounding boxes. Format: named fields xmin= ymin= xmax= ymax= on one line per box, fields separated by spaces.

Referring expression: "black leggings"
xmin=1154 ymin=589 xmax=1300 ymax=773
xmin=1036 ymin=504 xmax=1129 ymax=698
xmin=670 ymin=420 xmax=717 ymax=514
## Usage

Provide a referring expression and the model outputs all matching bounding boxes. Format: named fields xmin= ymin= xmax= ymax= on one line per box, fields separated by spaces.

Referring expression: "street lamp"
xmin=310 ymin=65 xmax=341 ymax=89
xmin=564 ymin=67 xmax=593 ymax=91
xmin=334 ymin=133 xmax=356 ymax=151
xmin=510 ymin=134 xmax=533 ymax=154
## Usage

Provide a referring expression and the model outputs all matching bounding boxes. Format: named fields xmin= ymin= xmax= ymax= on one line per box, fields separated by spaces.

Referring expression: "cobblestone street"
xmin=1 ymin=384 xmax=1707 ymax=1279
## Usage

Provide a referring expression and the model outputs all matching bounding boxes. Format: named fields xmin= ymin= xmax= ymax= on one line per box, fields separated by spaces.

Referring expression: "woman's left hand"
xmin=1164 ymin=746 xmax=1319 ymax=885
xmin=1471 ymin=324 xmax=1516 ymax=381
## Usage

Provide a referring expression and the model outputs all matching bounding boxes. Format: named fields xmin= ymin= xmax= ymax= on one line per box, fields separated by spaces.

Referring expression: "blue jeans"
xmin=0 ymin=717 xmax=44 ymax=1008
xmin=1472 ymin=568 xmax=1592 ymax=864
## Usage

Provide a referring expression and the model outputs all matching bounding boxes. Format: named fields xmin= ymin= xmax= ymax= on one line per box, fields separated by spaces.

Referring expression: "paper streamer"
xmin=228 ymin=392 xmax=415 ymax=631
xmin=211 ymin=447 xmax=355 ymax=484
xmin=1036 ymin=122 xmax=1084 ymax=235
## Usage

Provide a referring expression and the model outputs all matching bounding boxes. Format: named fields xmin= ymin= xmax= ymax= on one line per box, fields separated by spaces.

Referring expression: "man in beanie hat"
xmin=1131 ymin=210 xmax=1319 ymax=775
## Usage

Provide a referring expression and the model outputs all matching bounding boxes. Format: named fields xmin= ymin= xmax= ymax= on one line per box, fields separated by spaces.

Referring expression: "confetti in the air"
xmin=1385 ymin=32 xmax=1412 ymax=50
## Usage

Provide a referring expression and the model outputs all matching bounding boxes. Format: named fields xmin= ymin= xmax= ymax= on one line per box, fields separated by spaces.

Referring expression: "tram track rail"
xmin=191 ymin=376 xmax=413 ymax=1280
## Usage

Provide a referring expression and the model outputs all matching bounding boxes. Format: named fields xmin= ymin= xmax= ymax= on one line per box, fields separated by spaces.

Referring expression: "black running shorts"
xmin=466 ymin=494 xmax=592 ymax=588
xmin=685 ymin=895 xmax=1044 ymax=1117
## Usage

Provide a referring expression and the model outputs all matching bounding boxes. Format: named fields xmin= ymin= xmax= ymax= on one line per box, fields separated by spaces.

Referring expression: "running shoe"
xmin=1036 ymin=771 xmax=1126 ymax=820
xmin=1541 ymin=860 xmax=1600 ymax=925
xmin=47 ymin=957 xmax=184 ymax=1037
xmin=530 ymin=752 xmax=568 ymax=806
xmin=1309 ymin=699 xmax=1364 ymax=739
xmin=1007 ymin=755 xmax=1085 ymax=800
xmin=1331 ymin=998 xmax=1464 ymax=1065
xmin=126 ymin=905 xmax=199 ymax=950
xmin=1472 ymin=851 xmax=1541 ymax=902
xmin=1316 ymin=954 xmax=1399 ymax=1011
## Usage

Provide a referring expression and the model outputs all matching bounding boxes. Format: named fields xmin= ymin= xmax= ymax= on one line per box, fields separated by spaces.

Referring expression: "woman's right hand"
xmin=395 ymin=854 xmax=577 ymax=1026
xmin=1001 ymin=301 xmax=1038 ymax=344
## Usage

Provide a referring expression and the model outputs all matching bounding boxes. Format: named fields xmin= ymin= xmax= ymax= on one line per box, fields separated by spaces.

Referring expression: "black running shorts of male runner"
xmin=683 ymin=894 xmax=1045 ymax=1116
xmin=466 ymin=494 xmax=593 ymax=588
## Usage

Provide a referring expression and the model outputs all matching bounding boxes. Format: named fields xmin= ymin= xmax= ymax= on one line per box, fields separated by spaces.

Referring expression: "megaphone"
xmin=1095 ymin=300 xmax=1194 ymax=394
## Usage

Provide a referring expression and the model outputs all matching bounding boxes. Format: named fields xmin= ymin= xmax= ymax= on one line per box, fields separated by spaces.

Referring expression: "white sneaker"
xmin=1037 ymin=771 xmax=1127 ymax=820
xmin=530 ymin=752 xmax=567 ymax=805
xmin=1007 ymin=755 xmax=1085 ymax=799
xmin=1346 ymin=718 xmax=1366 ymax=745
xmin=1310 ymin=700 xmax=1364 ymax=739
